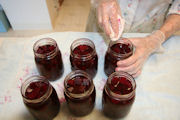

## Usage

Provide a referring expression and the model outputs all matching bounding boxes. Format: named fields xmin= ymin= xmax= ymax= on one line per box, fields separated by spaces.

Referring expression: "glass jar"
xmin=102 ymin=71 xmax=136 ymax=119
xmin=70 ymin=38 xmax=98 ymax=78
xmin=20 ymin=75 xmax=60 ymax=120
xmin=104 ymin=38 xmax=134 ymax=76
xmin=33 ymin=38 xmax=64 ymax=81
xmin=64 ymin=70 xmax=96 ymax=116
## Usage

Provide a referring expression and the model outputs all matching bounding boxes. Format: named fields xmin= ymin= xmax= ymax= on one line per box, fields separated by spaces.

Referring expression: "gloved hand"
xmin=115 ymin=30 xmax=165 ymax=77
xmin=97 ymin=0 xmax=125 ymax=40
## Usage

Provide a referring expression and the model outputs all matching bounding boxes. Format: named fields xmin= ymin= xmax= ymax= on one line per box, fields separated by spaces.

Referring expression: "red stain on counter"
xmin=17 ymin=66 xmax=38 ymax=89
xmin=0 ymin=91 xmax=12 ymax=105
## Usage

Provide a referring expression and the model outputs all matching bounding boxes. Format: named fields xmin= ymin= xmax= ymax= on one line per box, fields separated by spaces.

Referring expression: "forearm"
xmin=160 ymin=14 xmax=180 ymax=42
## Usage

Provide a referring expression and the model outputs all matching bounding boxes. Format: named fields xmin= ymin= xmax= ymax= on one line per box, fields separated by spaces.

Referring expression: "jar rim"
xmin=64 ymin=70 xmax=94 ymax=98
xmin=105 ymin=71 xmax=136 ymax=100
xmin=70 ymin=38 xmax=96 ymax=60
xmin=108 ymin=38 xmax=134 ymax=58
xmin=20 ymin=75 xmax=52 ymax=103
xmin=33 ymin=38 xmax=58 ymax=59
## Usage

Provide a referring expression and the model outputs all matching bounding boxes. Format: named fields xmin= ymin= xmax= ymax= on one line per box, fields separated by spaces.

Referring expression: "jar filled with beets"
xmin=102 ymin=71 xmax=136 ymax=119
xmin=104 ymin=38 xmax=134 ymax=76
xmin=70 ymin=38 xmax=98 ymax=78
xmin=64 ymin=70 xmax=96 ymax=116
xmin=20 ymin=75 xmax=60 ymax=120
xmin=33 ymin=38 xmax=64 ymax=81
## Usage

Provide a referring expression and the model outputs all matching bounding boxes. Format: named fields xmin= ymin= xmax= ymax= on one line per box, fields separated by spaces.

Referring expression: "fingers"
xmin=125 ymin=37 xmax=142 ymax=47
xmin=108 ymin=1 xmax=124 ymax=40
xmin=116 ymin=47 xmax=145 ymax=77
xmin=115 ymin=37 xmax=151 ymax=78
xmin=97 ymin=5 xmax=102 ymax=25
xmin=118 ymin=15 xmax=125 ymax=38
xmin=132 ymin=69 xmax=142 ymax=78
xmin=117 ymin=48 xmax=141 ymax=67
xmin=102 ymin=5 xmax=111 ymax=36
xmin=116 ymin=58 xmax=144 ymax=74
xmin=109 ymin=5 xmax=119 ymax=39
xmin=99 ymin=0 xmax=122 ymax=39
xmin=116 ymin=64 xmax=143 ymax=78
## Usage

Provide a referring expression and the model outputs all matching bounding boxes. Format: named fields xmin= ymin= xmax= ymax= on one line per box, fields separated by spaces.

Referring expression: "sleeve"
xmin=167 ymin=0 xmax=180 ymax=15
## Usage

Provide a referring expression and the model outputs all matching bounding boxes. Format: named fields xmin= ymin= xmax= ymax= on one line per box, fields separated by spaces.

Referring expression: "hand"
xmin=97 ymin=0 xmax=125 ymax=40
xmin=115 ymin=30 xmax=165 ymax=77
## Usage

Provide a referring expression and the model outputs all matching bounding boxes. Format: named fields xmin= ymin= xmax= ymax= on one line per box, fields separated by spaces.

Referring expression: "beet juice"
xmin=102 ymin=71 xmax=136 ymax=119
xmin=64 ymin=70 xmax=96 ymax=116
xmin=104 ymin=38 xmax=133 ymax=76
xmin=33 ymin=38 xmax=64 ymax=81
xmin=70 ymin=38 xmax=98 ymax=78
xmin=20 ymin=75 xmax=60 ymax=120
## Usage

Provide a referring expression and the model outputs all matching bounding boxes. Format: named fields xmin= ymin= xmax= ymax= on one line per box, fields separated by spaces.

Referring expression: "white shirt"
xmin=87 ymin=0 xmax=180 ymax=33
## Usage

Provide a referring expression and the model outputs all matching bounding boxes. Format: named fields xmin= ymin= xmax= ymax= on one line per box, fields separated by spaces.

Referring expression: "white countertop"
xmin=0 ymin=32 xmax=180 ymax=120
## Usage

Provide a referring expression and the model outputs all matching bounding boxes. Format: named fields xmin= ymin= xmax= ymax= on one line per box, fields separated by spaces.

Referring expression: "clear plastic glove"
xmin=97 ymin=0 xmax=125 ymax=40
xmin=115 ymin=30 xmax=165 ymax=77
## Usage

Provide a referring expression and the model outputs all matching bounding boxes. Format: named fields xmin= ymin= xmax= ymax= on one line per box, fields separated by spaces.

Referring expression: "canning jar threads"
xmin=33 ymin=38 xmax=64 ymax=81
xmin=70 ymin=38 xmax=98 ymax=78
xmin=64 ymin=70 xmax=96 ymax=116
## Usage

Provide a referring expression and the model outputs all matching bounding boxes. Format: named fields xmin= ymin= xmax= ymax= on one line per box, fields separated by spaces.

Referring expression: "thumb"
xmin=125 ymin=37 xmax=143 ymax=46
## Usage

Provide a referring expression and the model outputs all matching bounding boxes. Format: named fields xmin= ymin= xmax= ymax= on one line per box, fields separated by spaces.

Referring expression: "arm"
xmin=160 ymin=14 xmax=180 ymax=40
xmin=116 ymin=14 xmax=180 ymax=77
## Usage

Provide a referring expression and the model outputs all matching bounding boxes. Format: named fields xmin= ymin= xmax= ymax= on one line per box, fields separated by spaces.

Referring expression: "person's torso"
xmin=118 ymin=0 xmax=173 ymax=32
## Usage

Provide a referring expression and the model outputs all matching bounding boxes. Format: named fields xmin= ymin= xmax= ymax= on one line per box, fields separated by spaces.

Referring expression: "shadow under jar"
xmin=104 ymin=38 xmax=134 ymax=76
xmin=33 ymin=38 xmax=64 ymax=81
xmin=20 ymin=75 xmax=60 ymax=120
xmin=102 ymin=71 xmax=136 ymax=119
xmin=70 ymin=38 xmax=98 ymax=78
xmin=64 ymin=70 xmax=96 ymax=116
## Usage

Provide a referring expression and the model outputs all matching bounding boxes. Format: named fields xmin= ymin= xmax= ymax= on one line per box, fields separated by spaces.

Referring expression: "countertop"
xmin=0 ymin=32 xmax=180 ymax=120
